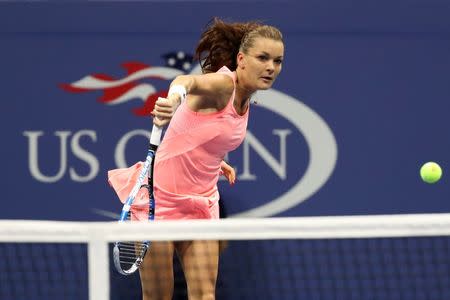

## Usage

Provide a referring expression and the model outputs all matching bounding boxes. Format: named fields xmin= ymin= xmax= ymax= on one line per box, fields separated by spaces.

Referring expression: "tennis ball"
xmin=420 ymin=162 xmax=442 ymax=184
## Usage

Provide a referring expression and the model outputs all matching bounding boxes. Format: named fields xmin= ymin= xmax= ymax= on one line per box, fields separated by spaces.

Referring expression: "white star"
xmin=168 ymin=57 xmax=176 ymax=66
xmin=183 ymin=62 xmax=191 ymax=71
xmin=177 ymin=51 xmax=185 ymax=60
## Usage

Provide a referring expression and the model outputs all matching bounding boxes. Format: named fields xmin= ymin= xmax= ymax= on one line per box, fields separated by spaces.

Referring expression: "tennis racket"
xmin=113 ymin=122 xmax=163 ymax=275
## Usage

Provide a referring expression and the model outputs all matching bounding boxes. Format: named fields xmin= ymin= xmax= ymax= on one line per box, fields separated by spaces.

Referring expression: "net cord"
xmin=1 ymin=213 xmax=450 ymax=243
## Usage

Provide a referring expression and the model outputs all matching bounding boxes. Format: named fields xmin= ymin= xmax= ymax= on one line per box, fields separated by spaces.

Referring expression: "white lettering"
xmin=69 ymin=130 xmax=99 ymax=182
xmin=23 ymin=128 xmax=291 ymax=184
xmin=240 ymin=129 xmax=291 ymax=180
xmin=23 ymin=131 xmax=70 ymax=183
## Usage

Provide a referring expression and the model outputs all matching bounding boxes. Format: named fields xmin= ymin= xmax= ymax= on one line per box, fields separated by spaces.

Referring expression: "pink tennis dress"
xmin=154 ymin=66 xmax=249 ymax=220
xmin=108 ymin=66 xmax=248 ymax=221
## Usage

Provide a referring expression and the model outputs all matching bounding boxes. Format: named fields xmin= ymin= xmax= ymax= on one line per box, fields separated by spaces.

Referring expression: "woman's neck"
xmin=234 ymin=70 xmax=255 ymax=111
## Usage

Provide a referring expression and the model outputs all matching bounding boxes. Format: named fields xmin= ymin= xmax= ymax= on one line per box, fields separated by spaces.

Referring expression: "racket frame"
xmin=113 ymin=123 xmax=162 ymax=275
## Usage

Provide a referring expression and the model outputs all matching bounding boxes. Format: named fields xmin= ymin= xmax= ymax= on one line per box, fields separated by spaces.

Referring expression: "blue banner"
xmin=1 ymin=1 xmax=449 ymax=221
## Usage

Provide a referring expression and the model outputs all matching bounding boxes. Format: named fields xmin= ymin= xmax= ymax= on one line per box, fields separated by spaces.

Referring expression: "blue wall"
xmin=1 ymin=1 xmax=448 ymax=221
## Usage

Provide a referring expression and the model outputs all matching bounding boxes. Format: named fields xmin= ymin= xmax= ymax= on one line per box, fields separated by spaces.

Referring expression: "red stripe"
xmin=92 ymin=74 xmax=115 ymax=81
xmin=58 ymin=83 xmax=91 ymax=93
xmin=122 ymin=62 xmax=151 ymax=75
xmin=97 ymin=82 xmax=137 ymax=103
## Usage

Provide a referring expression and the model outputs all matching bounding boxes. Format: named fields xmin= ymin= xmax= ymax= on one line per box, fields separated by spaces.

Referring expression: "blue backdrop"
xmin=1 ymin=1 xmax=450 ymax=299
xmin=1 ymin=1 xmax=448 ymax=221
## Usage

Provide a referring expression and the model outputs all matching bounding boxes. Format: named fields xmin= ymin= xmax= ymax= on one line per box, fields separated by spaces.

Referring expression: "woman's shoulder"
xmin=215 ymin=66 xmax=236 ymax=93
xmin=216 ymin=66 xmax=236 ymax=81
xmin=196 ymin=67 xmax=235 ymax=95
xmin=186 ymin=67 xmax=235 ymax=111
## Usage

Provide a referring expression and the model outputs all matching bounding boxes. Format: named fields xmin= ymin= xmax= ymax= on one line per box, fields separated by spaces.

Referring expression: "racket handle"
xmin=150 ymin=124 xmax=163 ymax=146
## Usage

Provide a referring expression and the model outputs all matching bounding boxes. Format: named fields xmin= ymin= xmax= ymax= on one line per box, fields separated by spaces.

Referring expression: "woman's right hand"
xmin=152 ymin=96 xmax=181 ymax=127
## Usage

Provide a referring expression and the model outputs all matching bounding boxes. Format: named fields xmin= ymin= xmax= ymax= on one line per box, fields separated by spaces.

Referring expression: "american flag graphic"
xmin=60 ymin=51 xmax=194 ymax=116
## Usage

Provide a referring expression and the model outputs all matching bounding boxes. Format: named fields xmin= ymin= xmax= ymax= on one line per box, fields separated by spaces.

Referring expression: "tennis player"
xmin=141 ymin=18 xmax=284 ymax=300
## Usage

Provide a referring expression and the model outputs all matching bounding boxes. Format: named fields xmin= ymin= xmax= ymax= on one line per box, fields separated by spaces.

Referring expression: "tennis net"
xmin=1 ymin=213 xmax=450 ymax=300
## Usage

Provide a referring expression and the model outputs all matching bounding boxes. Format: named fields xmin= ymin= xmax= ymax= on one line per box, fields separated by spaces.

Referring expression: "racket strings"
xmin=115 ymin=210 xmax=150 ymax=272
xmin=117 ymin=242 xmax=147 ymax=253
xmin=115 ymin=241 xmax=149 ymax=269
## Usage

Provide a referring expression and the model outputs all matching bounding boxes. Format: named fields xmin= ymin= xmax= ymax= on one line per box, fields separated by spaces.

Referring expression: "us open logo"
xmin=26 ymin=52 xmax=337 ymax=217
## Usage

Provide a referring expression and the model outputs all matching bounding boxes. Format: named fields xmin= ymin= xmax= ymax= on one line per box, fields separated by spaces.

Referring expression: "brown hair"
xmin=195 ymin=18 xmax=283 ymax=73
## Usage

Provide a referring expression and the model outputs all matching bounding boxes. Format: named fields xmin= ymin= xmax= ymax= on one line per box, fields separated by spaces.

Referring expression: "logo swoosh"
xmin=231 ymin=89 xmax=338 ymax=217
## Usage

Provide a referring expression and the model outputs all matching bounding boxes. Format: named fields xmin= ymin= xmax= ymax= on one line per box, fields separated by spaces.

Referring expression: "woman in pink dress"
xmin=143 ymin=18 xmax=284 ymax=300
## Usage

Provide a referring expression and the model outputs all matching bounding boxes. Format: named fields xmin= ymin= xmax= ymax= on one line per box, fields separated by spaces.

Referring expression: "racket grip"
xmin=150 ymin=124 xmax=163 ymax=146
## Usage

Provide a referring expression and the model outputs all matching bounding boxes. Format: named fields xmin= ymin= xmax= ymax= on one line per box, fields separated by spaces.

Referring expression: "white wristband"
xmin=168 ymin=85 xmax=187 ymax=103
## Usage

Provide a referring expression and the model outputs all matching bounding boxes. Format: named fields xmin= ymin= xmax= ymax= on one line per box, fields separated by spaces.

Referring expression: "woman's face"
xmin=238 ymin=37 xmax=284 ymax=91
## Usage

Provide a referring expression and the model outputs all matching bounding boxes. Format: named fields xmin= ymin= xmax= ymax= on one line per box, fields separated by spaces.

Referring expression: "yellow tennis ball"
xmin=420 ymin=162 xmax=442 ymax=184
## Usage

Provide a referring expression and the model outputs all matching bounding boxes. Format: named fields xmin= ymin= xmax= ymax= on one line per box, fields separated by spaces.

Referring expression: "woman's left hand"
xmin=220 ymin=161 xmax=236 ymax=186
